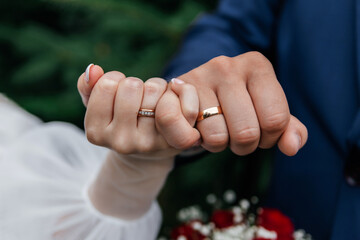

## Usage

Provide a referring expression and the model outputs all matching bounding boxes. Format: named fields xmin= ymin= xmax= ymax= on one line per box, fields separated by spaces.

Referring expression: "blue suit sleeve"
xmin=164 ymin=0 xmax=282 ymax=79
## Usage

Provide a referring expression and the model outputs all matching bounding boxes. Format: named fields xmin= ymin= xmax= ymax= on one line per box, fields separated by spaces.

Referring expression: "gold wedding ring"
xmin=197 ymin=106 xmax=223 ymax=121
xmin=138 ymin=109 xmax=155 ymax=118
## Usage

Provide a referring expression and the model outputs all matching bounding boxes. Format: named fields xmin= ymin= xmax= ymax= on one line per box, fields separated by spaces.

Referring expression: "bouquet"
xmin=165 ymin=193 xmax=311 ymax=240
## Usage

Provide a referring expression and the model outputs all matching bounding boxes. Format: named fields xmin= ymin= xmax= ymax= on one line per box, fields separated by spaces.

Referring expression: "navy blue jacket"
xmin=164 ymin=0 xmax=360 ymax=239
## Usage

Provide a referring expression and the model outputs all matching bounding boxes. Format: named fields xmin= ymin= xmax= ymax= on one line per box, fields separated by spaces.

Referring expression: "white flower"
xmin=213 ymin=224 xmax=256 ymax=240
xmin=240 ymin=199 xmax=250 ymax=211
xmin=223 ymin=190 xmax=236 ymax=204
xmin=293 ymin=229 xmax=305 ymax=239
xmin=207 ymin=194 xmax=217 ymax=204
xmin=191 ymin=221 xmax=202 ymax=230
xmin=177 ymin=205 xmax=203 ymax=222
xmin=293 ymin=229 xmax=312 ymax=240
xmin=200 ymin=225 xmax=211 ymax=236
xmin=232 ymin=207 xmax=242 ymax=215
xmin=256 ymin=226 xmax=277 ymax=239
xmin=234 ymin=214 xmax=243 ymax=223
xmin=172 ymin=197 xmax=311 ymax=240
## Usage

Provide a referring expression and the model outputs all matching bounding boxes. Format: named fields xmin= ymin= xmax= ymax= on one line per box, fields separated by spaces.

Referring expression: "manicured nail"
xmin=85 ymin=63 xmax=94 ymax=83
xmin=171 ymin=78 xmax=185 ymax=84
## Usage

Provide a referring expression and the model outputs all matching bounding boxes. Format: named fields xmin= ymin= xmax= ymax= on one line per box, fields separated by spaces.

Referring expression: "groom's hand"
xmin=156 ymin=51 xmax=308 ymax=156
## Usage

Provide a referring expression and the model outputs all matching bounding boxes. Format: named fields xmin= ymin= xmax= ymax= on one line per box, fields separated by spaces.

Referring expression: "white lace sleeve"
xmin=0 ymin=122 xmax=162 ymax=240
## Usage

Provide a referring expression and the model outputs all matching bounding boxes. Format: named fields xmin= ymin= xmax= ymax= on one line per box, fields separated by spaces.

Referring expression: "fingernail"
xmin=171 ymin=78 xmax=184 ymax=85
xmin=81 ymin=95 xmax=88 ymax=107
xmin=85 ymin=63 xmax=94 ymax=83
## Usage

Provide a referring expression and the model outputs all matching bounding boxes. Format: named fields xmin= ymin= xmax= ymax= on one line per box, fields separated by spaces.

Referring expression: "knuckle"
xmin=205 ymin=133 xmax=229 ymax=148
xmin=96 ymin=78 xmax=118 ymax=93
xmin=244 ymin=51 xmax=265 ymax=59
xmin=210 ymin=55 xmax=231 ymax=65
xmin=146 ymin=77 xmax=167 ymax=87
xmin=123 ymin=77 xmax=143 ymax=90
xmin=231 ymin=144 xmax=258 ymax=156
xmin=144 ymin=82 xmax=159 ymax=95
xmin=144 ymin=79 xmax=166 ymax=95
xmin=103 ymin=71 xmax=126 ymax=80
xmin=243 ymin=51 xmax=272 ymax=69
xmin=86 ymin=127 xmax=103 ymax=145
xmin=112 ymin=137 xmax=135 ymax=155
xmin=137 ymin=137 xmax=155 ymax=153
xmin=262 ymin=112 xmax=289 ymax=133
xmin=208 ymin=55 xmax=233 ymax=73
xmin=233 ymin=127 xmax=260 ymax=145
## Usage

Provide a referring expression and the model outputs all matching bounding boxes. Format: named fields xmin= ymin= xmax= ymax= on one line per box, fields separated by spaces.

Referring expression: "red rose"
xmin=256 ymin=208 xmax=294 ymax=240
xmin=210 ymin=210 xmax=235 ymax=229
xmin=171 ymin=221 xmax=206 ymax=240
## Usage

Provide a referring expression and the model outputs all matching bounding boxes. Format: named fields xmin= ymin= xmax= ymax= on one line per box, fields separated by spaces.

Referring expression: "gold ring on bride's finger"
xmin=197 ymin=106 xmax=223 ymax=121
xmin=138 ymin=108 xmax=155 ymax=118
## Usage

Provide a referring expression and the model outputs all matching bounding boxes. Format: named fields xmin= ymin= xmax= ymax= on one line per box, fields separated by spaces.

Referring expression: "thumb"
xmin=156 ymin=88 xmax=201 ymax=150
xmin=277 ymin=115 xmax=308 ymax=156
xmin=170 ymin=78 xmax=199 ymax=127
xmin=77 ymin=64 xmax=104 ymax=107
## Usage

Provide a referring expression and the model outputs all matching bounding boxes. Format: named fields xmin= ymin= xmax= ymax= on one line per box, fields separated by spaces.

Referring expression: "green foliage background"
xmin=0 ymin=0 xmax=272 ymax=237
xmin=0 ymin=0 xmax=217 ymax=125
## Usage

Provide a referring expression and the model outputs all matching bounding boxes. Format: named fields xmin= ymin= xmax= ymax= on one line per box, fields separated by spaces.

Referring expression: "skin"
xmin=77 ymin=65 xmax=200 ymax=158
xmin=77 ymin=65 xmax=200 ymax=219
xmin=77 ymin=51 xmax=308 ymax=218
xmin=156 ymin=52 xmax=308 ymax=156
xmin=79 ymin=52 xmax=308 ymax=158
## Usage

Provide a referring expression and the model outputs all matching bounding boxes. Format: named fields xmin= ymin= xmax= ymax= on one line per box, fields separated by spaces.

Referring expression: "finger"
xmin=175 ymin=60 xmax=229 ymax=152
xmin=170 ymin=78 xmax=199 ymax=127
xmin=194 ymin=88 xmax=229 ymax=153
xmin=137 ymin=78 xmax=167 ymax=151
xmin=77 ymin=64 xmax=105 ymax=106
xmin=277 ymin=115 xmax=308 ymax=156
xmin=156 ymin=88 xmax=201 ymax=150
xmin=112 ymin=77 xmax=144 ymax=132
xmin=85 ymin=71 xmax=125 ymax=146
xmin=242 ymin=55 xmax=290 ymax=149
xmin=217 ymin=81 xmax=260 ymax=156
xmin=138 ymin=78 xmax=167 ymax=126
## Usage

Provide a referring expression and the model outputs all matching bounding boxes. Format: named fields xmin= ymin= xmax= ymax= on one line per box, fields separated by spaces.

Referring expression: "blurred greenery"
xmin=0 ymin=0 xmax=273 ymax=237
xmin=0 ymin=0 xmax=217 ymax=126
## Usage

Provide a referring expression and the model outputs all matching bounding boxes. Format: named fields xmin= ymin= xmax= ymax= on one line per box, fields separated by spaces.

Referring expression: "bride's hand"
xmin=77 ymin=64 xmax=200 ymax=219
xmin=77 ymin=64 xmax=200 ymax=161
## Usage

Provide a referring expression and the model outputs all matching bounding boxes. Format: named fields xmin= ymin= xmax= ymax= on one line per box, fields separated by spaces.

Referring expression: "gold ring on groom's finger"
xmin=197 ymin=106 xmax=223 ymax=121
xmin=138 ymin=109 xmax=155 ymax=118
